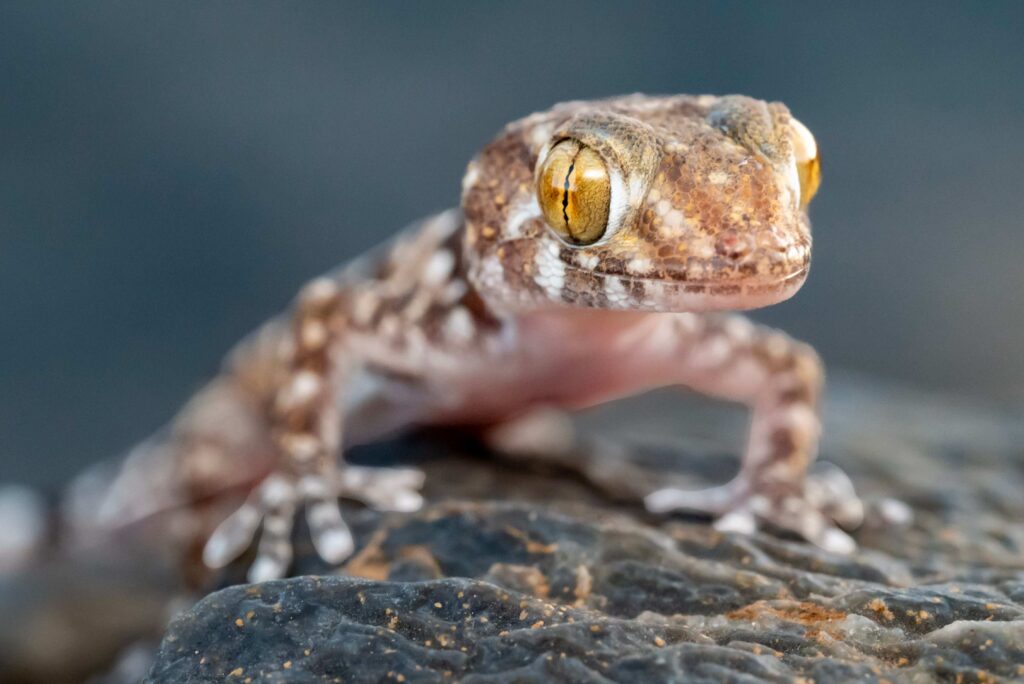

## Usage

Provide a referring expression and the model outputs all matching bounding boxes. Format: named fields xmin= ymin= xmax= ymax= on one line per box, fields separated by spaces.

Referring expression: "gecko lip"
xmin=592 ymin=266 xmax=809 ymax=289
xmin=586 ymin=258 xmax=810 ymax=289
xmin=565 ymin=235 xmax=812 ymax=293
xmin=587 ymin=263 xmax=811 ymax=312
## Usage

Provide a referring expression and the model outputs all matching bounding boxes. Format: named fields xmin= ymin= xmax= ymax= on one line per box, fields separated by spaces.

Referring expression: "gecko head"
xmin=461 ymin=94 xmax=820 ymax=313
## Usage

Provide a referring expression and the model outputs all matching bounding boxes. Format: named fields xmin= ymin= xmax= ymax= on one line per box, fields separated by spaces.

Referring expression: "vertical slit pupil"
xmin=561 ymin=161 xmax=574 ymax=229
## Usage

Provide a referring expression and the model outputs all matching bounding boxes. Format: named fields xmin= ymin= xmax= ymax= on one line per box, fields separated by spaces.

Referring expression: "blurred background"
xmin=2 ymin=2 xmax=1023 ymax=489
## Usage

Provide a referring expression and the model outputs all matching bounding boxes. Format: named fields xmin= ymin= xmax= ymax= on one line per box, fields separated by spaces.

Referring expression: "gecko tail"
xmin=60 ymin=319 xmax=290 ymax=553
xmin=61 ymin=375 xmax=278 ymax=554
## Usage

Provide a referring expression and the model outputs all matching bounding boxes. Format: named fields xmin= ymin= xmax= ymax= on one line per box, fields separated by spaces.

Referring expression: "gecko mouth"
xmin=581 ymin=255 xmax=810 ymax=287
xmin=568 ymin=262 xmax=811 ymax=312
xmin=602 ymin=262 xmax=809 ymax=287
xmin=555 ymin=231 xmax=812 ymax=294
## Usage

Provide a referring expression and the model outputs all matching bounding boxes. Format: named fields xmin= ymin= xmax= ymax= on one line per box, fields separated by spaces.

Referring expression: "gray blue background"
xmin=2 ymin=2 xmax=1023 ymax=487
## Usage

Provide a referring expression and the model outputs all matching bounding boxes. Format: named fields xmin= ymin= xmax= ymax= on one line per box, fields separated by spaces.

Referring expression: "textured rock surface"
xmin=146 ymin=376 xmax=1024 ymax=683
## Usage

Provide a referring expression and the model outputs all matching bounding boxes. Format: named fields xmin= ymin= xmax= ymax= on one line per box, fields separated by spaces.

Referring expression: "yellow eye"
xmin=790 ymin=118 xmax=821 ymax=208
xmin=537 ymin=139 xmax=611 ymax=245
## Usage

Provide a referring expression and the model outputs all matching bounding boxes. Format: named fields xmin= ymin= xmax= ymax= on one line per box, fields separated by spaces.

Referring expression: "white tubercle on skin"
xmin=603 ymin=276 xmax=629 ymax=306
xmin=422 ymin=249 xmax=455 ymax=286
xmin=506 ymin=199 xmax=540 ymax=239
xmin=277 ymin=370 xmax=323 ymax=410
xmin=530 ymin=122 xmax=556 ymax=149
xmin=443 ymin=306 xmax=476 ymax=344
xmin=533 ymin=241 xmax=566 ymax=295
xmin=626 ymin=257 xmax=652 ymax=276
xmin=477 ymin=254 xmax=505 ymax=291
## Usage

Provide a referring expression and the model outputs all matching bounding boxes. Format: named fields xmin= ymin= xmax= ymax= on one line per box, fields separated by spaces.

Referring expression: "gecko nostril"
xmin=715 ymin=229 xmax=750 ymax=260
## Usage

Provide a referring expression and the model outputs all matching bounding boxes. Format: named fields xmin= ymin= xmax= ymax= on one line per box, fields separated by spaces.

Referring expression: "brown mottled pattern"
xmin=561 ymin=269 xmax=608 ymax=308
xmin=335 ymin=212 xmax=501 ymax=352
xmin=493 ymin=240 xmax=542 ymax=299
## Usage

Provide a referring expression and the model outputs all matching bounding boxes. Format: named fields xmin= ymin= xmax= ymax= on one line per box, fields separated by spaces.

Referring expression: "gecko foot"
xmin=645 ymin=462 xmax=864 ymax=554
xmin=202 ymin=466 xmax=425 ymax=582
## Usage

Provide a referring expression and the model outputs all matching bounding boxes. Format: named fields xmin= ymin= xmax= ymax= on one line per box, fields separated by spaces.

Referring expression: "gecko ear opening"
xmin=536 ymin=139 xmax=611 ymax=245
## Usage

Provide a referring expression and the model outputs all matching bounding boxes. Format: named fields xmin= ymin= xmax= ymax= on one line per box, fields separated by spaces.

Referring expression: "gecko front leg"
xmin=202 ymin=278 xmax=424 ymax=582
xmin=644 ymin=314 xmax=864 ymax=552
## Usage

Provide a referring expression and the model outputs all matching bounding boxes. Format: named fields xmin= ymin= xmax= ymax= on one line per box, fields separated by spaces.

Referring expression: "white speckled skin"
xmin=82 ymin=94 xmax=863 ymax=582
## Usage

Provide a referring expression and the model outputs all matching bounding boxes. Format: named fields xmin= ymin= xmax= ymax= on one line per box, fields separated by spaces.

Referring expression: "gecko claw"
xmin=202 ymin=466 xmax=425 ymax=580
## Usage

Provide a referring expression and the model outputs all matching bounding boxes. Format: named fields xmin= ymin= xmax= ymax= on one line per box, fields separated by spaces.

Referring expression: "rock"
xmin=146 ymin=376 xmax=1024 ymax=683
xmin=159 ymin=572 xmax=903 ymax=683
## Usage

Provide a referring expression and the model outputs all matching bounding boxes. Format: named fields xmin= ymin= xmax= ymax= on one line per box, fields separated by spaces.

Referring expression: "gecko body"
xmin=86 ymin=94 xmax=863 ymax=582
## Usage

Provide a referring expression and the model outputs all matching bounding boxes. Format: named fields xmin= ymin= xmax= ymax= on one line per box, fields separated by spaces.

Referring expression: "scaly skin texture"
xmin=79 ymin=94 xmax=863 ymax=582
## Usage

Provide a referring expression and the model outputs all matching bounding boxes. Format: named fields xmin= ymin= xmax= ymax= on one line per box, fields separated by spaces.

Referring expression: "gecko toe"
xmin=757 ymin=493 xmax=859 ymax=554
xmin=247 ymin=501 xmax=296 ymax=582
xmin=248 ymin=553 xmax=289 ymax=583
xmin=383 ymin=489 xmax=424 ymax=512
xmin=806 ymin=462 xmax=866 ymax=529
xmin=337 ymin=466 xmax=426 ymax=512
xmin=818 ymin=526 xmax=857 ymax=554
xmin=202 ymin=502 xmax=262 ymax=569
xmin=644 ymin=482 xmax=736 ymax=515
xmin=203 ymin=474 xmax=300 ymax=577
xmin=313 ymin=524 xmax=355 ymax=563
xmin=204 ymin=466 xmax=426 ymax=577
xmin=645 ymin=472 xmax=863 ymax=554
xmin=713 ymin=508 xmax=757 ymax=535
xmin=305 ymin=493 xmax=354 ymax=563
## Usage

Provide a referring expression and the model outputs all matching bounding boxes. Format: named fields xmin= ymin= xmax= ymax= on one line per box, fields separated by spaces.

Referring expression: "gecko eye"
xmin=790 ymin=118 xmax=821 ymax=208
xmin=537 ymin=139 xmax=611 ymax=245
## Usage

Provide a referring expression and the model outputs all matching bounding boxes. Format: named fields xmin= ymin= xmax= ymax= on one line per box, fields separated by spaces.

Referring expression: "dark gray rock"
xmin=146 ymin=376 xmax=1024 ymax=683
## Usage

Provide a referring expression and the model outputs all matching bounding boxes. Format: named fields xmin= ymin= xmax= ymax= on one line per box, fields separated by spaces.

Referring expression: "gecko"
xmin=81 ymin=93 xmax=865 ymax=583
